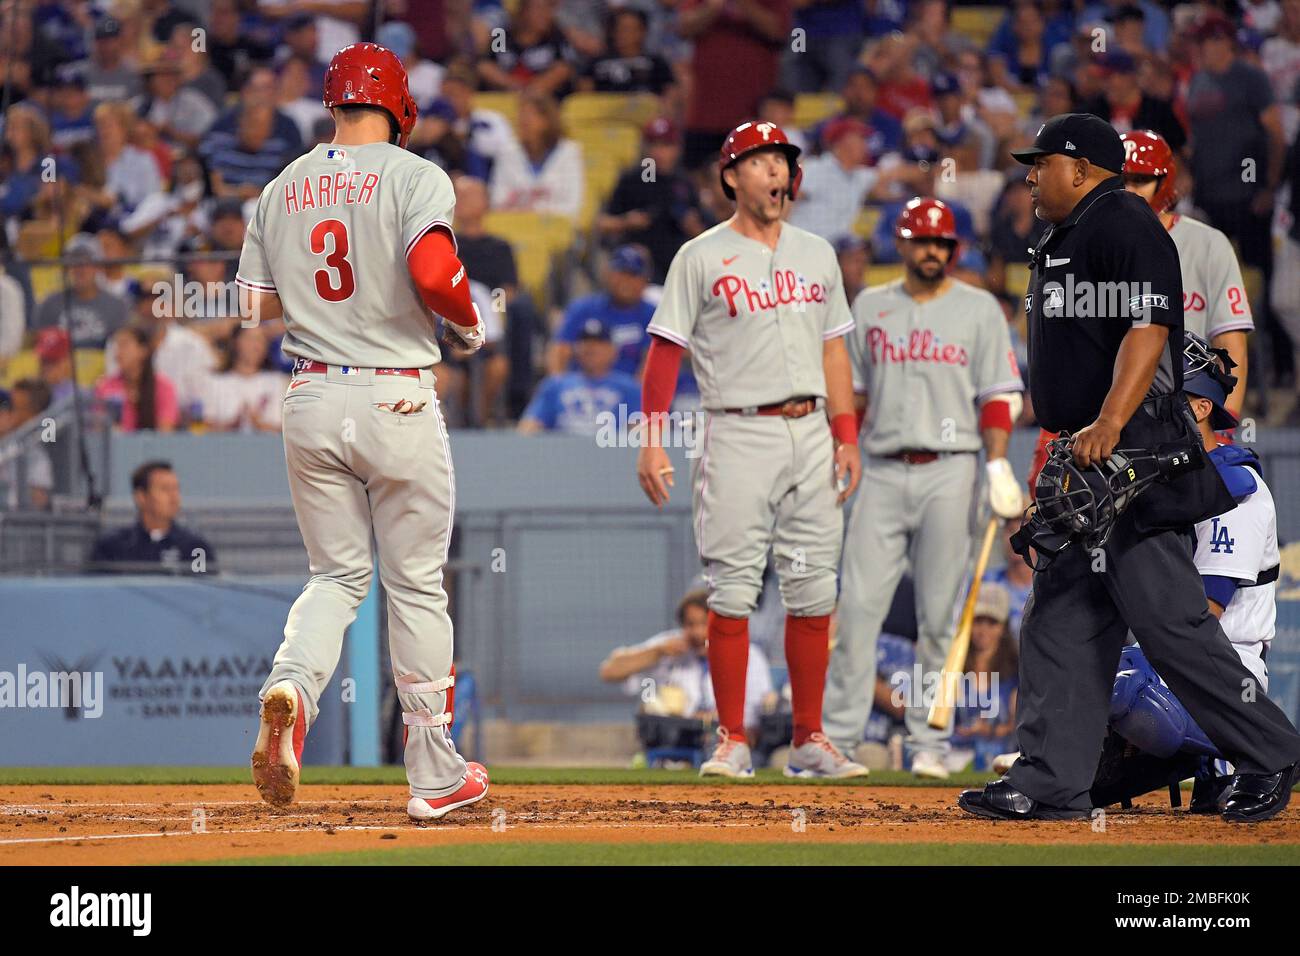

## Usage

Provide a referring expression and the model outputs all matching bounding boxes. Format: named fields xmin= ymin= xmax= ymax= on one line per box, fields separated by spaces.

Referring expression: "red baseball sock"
xmin=707 ymin=611 xmax=749 ymax=742
xmin=786 ymin=613 xmax=831 ymax=747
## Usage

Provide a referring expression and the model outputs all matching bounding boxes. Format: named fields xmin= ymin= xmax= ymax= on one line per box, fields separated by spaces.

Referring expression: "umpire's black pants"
xmin=1007 ymin=505 xmax=1300 ymax=811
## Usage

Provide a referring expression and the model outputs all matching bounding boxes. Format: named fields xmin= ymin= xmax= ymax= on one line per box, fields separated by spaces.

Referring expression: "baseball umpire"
xmin=239 ymin=43 xmax=489 ymax=821
xmin=958 ymin=113 xmax=1300 ymax=822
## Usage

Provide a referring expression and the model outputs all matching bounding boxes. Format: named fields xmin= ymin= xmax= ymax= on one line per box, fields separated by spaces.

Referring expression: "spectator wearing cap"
xmin=599 ymin=117 xmax=706 ymax=284
xmin=275 ymin=56 xmax=331 ymax=146
xmin=548 ymin=245 xmax=656 ymax=378
xmin=94 ymin=221 xmax=142 ymax=302
xmin=676 ymin=0 xmax=792 ymax=170
xmin=477 ymin=0 xmax=581 ymax=98
xmin=1077 ymin=51 xmax=1186 ymax=149
xmin=812 ymin=67 xmax=903 ymax=163
xmin=948 ymin=581 xmax=1019 ymax=772
xmin=834 ymin=235 xmax=870 ymax=307
xmin=1186 ymin=15 xmax=1287 ymax=297
xmin=416 ymin=60 xmax=520 ymax=181
xmin=0 ymin=380 xmax=55 ymax=511
xmin=94 ymin=325 xmax=180 ymax=432
xmin=34 ymin=329 xmax=82 ymax=407
xmin=93 ymin=102 xmax=164 ymax=214
xmin=1079 ymin=0 xmax=1171 ymax=53
xmin=48 ymin=64 xmax=97 ymax=152
xmin=83 ymin=16 xmax=143 ymax=104
xmin=930 ymin=70 xmax=996 ymax=168
xmin=376 ymin=20 xmax=444 ymax=106
xmin=779 ymin=0 xmax=865 ymax=95
xmin=489 ymin=92 xmax=584 ymax=218
xmin=32 ymin=235 xmax=132 ymax=349
xmin=1109 ymin=3 xmax=1150 ymax=58
xmin=579 ymin=7 xmax=677 ymax=96
xmin=89 ymin=461 xmax=216 ymax=573
xmin=135 ymin=50 xmax=219 ymax=151
xmin=519 ymin=316 xmax=641 ymax=436
xmin=787 ymin=118 xmax=880 ymax=243
xmin=0 ymin=103 xmax=51 ymax=220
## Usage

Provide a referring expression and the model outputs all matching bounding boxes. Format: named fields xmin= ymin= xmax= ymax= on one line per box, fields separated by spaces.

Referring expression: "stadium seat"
xmin=561 ymin=92 xmax=659 ymax=132
xmin=853 ymin=206 xmax=881 ymax=241
xmin=3 ymin=348 xmax=107 ymax=389
xmin=951 ymin=5 xmax=1003 ymax=48
xmin=482 ymin=211 xmax=575 ymax=308
xmin=1005 ymin=263 xmax=1031 ymax=300
xmin=866 ymin=264 xmax=905 ymax=287
xmin=1012 ymin=90 xmax=1037 ymax=119
xmin=793 ymin=92 xmax=842 ymax=129
xmin=473 ymin=91 xmax=520 ymax=128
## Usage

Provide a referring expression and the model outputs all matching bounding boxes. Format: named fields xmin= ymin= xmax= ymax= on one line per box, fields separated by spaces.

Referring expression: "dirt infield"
xmin=3 ymin=783 xmax=1299 ymax=864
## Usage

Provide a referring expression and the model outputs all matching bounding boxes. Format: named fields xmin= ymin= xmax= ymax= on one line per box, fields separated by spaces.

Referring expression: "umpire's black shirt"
xmin=1026 ymin=175 xmax=1184 ymax=433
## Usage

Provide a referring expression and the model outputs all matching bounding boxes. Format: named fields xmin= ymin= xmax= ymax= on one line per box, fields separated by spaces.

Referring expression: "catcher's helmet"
xmin=1121 ymin=130 xmax=1177 ymax=213
xmin=1182 ymin=331 xmax=1239 ymax=430
xmin=719 ymin=121 xmax=802 ymax=201
xmin=323 ymin=43 xmax=418 ymax=149
xmin=1013 ymin=436 xmax=1195 ymax=568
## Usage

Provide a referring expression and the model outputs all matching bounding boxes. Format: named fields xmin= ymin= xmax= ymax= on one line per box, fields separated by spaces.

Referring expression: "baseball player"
xmin=1000 ymin=334 xmax=1279 ymax=812
xmin=635 ymin=121 xmax=867 ymax=779
xmin=1028 ymin=129 xmax=1255 ymax=489
xmin=239 ymin=43 xmax=489 ymax=821
xmin=822 ymin=198 xmax=1025 ymax=780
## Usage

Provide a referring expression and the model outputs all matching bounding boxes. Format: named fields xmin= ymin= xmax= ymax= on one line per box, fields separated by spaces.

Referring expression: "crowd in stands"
xmin=1 ymin=1 xmax=1299 ymax=468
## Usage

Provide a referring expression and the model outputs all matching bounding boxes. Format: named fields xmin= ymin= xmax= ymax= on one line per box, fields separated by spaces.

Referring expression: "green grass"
xmin=194 ymin=841 xmax=1300 ymax=866
xmin=0 ymin=765 xmax=997 ymax=788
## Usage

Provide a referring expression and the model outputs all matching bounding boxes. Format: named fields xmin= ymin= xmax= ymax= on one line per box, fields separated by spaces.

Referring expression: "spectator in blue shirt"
xmin=519 ymin=317 xmax=641 ymax=436
xmin=208 ymin=103 xmax=293 ymax=200
xmin=811 ymin=66 xmax=903 ymax=163
xmin=48 ymin=64 xmax=97 ymax=152
xmin=548 ymin=245 xmax=657 ymax=377
xmin=779 ymin=0 xmax=865 ymax=95
xmin=950 ymin=583 xmax=1019 ymax=772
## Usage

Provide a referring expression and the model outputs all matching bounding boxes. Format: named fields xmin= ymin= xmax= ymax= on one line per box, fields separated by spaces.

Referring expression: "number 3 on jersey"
xmin=310 ymin=218 xmax=355 ymax=302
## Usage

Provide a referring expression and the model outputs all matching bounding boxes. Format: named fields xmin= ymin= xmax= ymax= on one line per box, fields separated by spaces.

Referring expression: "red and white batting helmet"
xmin=719 ymin=121 xmax=803 ymax=201
xmin=323 ymin=43 xmax=418 ymax=149
xmin=1121 ymin=130 xmax=1177 ymax=213
xmin=895 ymin=197 xmax=959 ymax=242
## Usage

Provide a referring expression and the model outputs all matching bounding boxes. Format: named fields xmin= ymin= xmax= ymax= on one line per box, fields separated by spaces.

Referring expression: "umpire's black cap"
xmin=1011 ymin=113 xmax=1126 ymax=173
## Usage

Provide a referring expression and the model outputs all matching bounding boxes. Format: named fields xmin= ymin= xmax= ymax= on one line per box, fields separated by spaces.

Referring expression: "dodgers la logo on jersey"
xmin=1209 ymin=516 xmax=1235 ymax=554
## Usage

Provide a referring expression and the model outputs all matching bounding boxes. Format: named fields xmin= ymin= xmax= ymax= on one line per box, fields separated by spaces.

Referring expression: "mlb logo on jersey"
xmin=339 ymin=366 xmax=360 ymax=375
xmin=326 ymin=148 xmax=348 ymax=161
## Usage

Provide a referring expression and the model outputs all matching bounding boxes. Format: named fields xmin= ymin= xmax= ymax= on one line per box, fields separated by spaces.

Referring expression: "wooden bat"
xmin=927 ymin=517 xmax=1001 ymax=730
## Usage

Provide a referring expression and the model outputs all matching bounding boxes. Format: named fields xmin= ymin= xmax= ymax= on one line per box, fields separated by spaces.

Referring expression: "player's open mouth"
xmin=769 ymin=187 xmax=782 ymax=200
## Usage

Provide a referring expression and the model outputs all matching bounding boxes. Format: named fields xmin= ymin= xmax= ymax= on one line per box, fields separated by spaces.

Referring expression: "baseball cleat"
xmin=784 ymin=733 xmax=869 ymax=779
xmin=251 ymin=681 xmax=306 ymax=807
xmin=699 ymin=728 xmax=754 ymax=778
xmin=911 ymin=750 xmax=951 ymax=781
xmin=407 ymin=762 xmax=490 ymax=821
xmin=991 ymin=751 xmax=1020 ymax=775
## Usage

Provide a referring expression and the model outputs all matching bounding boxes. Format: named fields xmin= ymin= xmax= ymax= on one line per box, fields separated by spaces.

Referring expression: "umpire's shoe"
xmin=958 ymin=778 xmax=1090 ymax=821
xmin=1221 ymin=762 xmax=1300 ymax=823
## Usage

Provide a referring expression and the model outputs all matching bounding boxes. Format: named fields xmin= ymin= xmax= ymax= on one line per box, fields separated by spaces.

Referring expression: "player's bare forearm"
xmin=238 ymin=288 xmax=283 ymax=325
xmin=1073 ymin=324 xmax=1168 ymax=467
xmin=822 ymin=336 xmax=855 ymax=421
xmin=980 ymin=425 xmax=1010 ymax=461
xmin=1211 ymin=329 xmax=1248 ymax=417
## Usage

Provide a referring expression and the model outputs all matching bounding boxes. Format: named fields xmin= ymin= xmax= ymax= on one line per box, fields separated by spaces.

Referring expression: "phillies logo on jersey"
xmin=712 ymin=270 xmax=827 ymax=317
xmin=866 ymin=327 xmax=969 ymax=366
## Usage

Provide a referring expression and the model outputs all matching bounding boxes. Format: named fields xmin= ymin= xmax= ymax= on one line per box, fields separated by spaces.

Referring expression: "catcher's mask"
xmin=1011 ymin=436 xmax=1196 ymax=570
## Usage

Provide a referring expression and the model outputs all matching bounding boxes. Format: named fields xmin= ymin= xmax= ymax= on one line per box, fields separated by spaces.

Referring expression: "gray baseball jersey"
xmin=847 ymin=278 xmax=1023 ymax=455
xmin=236 ymin=141 xmax=456 ymax=368
xmin=1169 ymin=214 xmax=1254 ymax=340
xmin=647 ymin=221 xmax=854 ymax=408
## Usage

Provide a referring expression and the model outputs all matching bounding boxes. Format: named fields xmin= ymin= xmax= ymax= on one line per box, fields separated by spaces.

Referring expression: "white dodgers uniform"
xmin=648 ymin=220 xmax=854 ymax=619
xmin=824 ymin=277 xmax=1022 ymax=759
xmin=237 ymin=141 xmax=469 ymax=800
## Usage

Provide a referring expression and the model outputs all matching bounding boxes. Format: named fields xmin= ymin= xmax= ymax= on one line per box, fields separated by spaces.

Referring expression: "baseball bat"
xmin=927 ymin=517 xmax=1000 ymax=730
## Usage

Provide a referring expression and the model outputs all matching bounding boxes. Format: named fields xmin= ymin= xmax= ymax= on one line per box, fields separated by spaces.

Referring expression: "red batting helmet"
xmin=719 ymin=121 xmax=802 ymax=201
xmin=895 ymin=197 xmax=958 ymax=242
xmin=1121 ymin=130 xmax=1177 ymax=213
xmin=323 ymin=43 xmax=418 ymax=149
